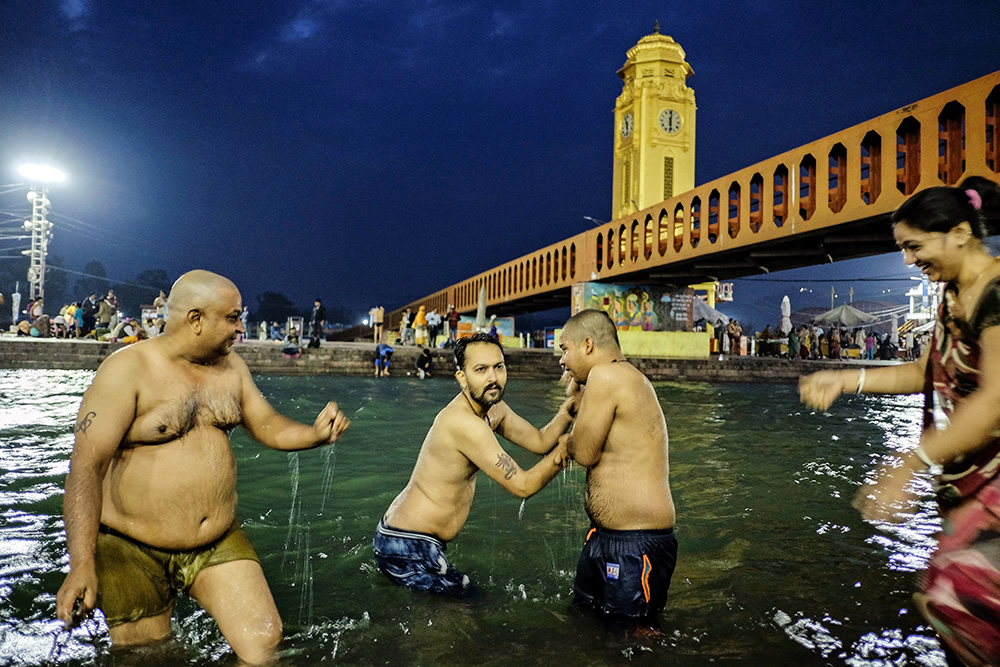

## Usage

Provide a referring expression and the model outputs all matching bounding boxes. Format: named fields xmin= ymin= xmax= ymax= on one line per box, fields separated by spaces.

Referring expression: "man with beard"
xmin=55 ymin=270 xmax=350 ymax=664
xmin=374 ymin=333 xmax=574 ymax=593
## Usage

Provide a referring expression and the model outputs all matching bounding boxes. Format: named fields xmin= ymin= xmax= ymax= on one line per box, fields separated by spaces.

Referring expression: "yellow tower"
xmin=612 ymin=23 xmax=696 ymax=220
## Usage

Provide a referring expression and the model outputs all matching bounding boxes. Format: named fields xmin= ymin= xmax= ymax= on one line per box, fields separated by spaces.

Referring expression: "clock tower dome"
xmin=612 ymin=23 xmax=696 ymax=220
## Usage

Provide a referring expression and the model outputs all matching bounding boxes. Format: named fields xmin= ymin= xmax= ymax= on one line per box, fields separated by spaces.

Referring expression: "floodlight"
xmin=18 ymin=163 xmax=66 ymax=183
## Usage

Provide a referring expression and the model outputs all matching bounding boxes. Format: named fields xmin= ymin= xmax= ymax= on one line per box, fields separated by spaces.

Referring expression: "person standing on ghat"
xmin=799 ymin=176 xmax=1000 ymax=665
xmin=55 ymin=269 xmax=350 ymax=664
xmin=557 ymin=309 xmax=678 ymax=621
xmin=373 ymin=333 xmax=575 ymax=593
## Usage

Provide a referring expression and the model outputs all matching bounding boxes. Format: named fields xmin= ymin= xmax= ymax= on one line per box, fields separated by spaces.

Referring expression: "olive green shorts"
xmin=95 ymin=521 xmax=259 ymax=627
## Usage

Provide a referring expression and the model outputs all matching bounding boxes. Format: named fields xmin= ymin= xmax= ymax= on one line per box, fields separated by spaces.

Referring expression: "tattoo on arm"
xmin=75 ymin=411 xmax=96 ymax=434
xmin=495 ymin=452 xmax=517 ymax=480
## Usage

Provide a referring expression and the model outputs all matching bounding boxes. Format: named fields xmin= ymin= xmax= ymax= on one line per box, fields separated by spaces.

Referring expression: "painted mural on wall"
xmin=571 ymin=282 xmax=693 ymax=332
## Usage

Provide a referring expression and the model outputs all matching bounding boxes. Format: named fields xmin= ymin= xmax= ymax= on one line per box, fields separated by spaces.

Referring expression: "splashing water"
xmin=319 ymin=444 xmax=337 ymax=512
xmin=281 ymin=452 xmax=314 ymax=626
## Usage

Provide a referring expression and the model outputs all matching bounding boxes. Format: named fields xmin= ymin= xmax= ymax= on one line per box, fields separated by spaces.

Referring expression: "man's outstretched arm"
xmin=238 ymin=359 xmax=349 ymax=450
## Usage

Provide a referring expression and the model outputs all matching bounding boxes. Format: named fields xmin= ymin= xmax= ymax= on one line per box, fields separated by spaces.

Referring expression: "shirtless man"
xmin=55 ymin=270 xmax=350 ymax=664
xmin=558 ymin=309 xmax=677 ymax=619
xmin=374 ymin=332 xmax=574 ymax=593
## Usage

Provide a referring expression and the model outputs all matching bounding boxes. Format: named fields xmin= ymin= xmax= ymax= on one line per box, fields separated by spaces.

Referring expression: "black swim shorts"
xmin=573 ymin=525 xmax=677 ymax=618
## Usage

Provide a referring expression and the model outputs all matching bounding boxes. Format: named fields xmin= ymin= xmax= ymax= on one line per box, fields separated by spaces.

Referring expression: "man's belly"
xmin=384 ymin=481 xmax=475 ymax=543
xmin=585 ymin=475 xmax=675 ymax=531
xmin=101 ymin=430 xmax=238 ymax=550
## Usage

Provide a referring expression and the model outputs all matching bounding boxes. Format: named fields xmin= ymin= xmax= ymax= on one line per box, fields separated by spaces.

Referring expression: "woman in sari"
xmin=799 ymin=176 xmax=1000 ymax=665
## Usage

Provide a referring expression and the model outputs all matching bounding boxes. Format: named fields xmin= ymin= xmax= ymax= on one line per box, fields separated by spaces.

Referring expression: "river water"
xmin=0 ymin=368 xmax=947 ymax=666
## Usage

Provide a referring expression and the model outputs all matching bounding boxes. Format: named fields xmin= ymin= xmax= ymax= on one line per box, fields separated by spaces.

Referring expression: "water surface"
xmin=0 ymin=369 xmax=945 ymax=665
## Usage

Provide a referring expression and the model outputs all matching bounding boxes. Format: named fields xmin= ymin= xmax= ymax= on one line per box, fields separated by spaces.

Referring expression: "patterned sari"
xmin=919 ymin=275 xmax=1000 ymax=665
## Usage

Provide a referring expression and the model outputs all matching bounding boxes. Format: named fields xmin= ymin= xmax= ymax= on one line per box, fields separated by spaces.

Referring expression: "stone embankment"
xmin=0 ymin=337 xmax=887 ymax=383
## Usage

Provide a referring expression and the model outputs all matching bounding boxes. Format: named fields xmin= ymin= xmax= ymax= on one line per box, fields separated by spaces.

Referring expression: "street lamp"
xmin=18 ymin=163 xmax=65 ymax=301
xmin=583 ymin=216 xmax=608 ymax=226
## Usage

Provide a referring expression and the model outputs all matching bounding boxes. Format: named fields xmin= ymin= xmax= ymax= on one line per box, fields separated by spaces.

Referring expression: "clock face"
xmin=659 ymin=108 xmax=682 ymax=134
xmin=620 ymin=113 xmax=634 ymax=138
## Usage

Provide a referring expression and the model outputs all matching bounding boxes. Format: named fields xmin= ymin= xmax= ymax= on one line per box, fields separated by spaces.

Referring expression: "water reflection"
xmin=0 ymin=370 xmax=948 ymax=665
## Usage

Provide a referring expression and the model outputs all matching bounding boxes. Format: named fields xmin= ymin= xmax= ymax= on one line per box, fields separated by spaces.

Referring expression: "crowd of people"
xmin=4 ymin=288 xmax=169 ymax=344
xmin=759 ymin=324 xmax=930 ymax=361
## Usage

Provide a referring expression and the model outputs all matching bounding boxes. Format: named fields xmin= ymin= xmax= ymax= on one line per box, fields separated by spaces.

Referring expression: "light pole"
xmin=18 ymin=164 xmax=65 ymax=301
xmin=583 ymin=216 xmax=608 ymax=226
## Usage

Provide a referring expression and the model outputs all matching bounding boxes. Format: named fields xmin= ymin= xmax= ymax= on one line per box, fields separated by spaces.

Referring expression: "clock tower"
xmin=612 ymin=23 xmax=696 ymax=220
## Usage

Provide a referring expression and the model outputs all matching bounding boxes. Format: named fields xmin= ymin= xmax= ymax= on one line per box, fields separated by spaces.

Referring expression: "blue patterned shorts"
xmin=373 ymin=519 xmax=470 ymax=593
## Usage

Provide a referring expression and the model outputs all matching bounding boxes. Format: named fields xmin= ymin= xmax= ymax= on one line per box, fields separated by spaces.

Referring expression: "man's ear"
xmin=455 ymin=369 xmax=467 ymax=389
xmin=186 ymin=308 xmax=203 ymax=334
xmin=582 ymin=336 xmax=595 ymax=355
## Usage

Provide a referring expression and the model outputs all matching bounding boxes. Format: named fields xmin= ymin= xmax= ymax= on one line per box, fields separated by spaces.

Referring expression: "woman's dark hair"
xmin=454 ymin=332 xmax=503 ymax=371
xmin=892 ymin=176 xmax=1000 ymax=238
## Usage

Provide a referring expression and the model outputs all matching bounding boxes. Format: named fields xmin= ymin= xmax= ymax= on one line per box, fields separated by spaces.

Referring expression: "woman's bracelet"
xmin=914 ymin=445 xmax=944 ymax=475
xmin=855 ymin=367 xmax=866 ymax=394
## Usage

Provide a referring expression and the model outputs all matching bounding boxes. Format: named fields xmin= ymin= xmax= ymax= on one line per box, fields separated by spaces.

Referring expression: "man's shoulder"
xmin=436 ymin=397 xmax=491 ymax=438
xmin=91 ymin=340 xmax=155 ymax=388
xmin=588 ymin=360 xmax=650 ymax=393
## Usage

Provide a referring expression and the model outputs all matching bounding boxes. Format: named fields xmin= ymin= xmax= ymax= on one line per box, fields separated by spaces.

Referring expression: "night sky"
xmin=1 ymin=1 xmax=999 ymax=328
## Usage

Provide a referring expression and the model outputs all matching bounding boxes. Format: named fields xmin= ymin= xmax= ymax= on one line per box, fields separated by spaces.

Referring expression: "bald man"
xmin=55 ymin=270 xmax=350 ymax=664
xmin=558 ymin=309 xmax=677 ymax=620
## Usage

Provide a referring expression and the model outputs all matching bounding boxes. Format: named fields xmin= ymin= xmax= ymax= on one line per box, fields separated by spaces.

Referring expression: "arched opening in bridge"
xmin=546 ymin=252 xmax=551 ymax=285
xmin=672 ymin=205 xmax=684 ymax=252
xmin=690 ymin=197 xmax=701 ymax=248
xmin=606 ymin=229 xmax=614 ymax=270
xmin=896 ymin=116 xmax=921 ymax=195
xmin=708 ymin=190 xmax=720 ymax=243
xmin=630 ymin=219 xmax=640 ymax=263
xmin=531 ymin=258 xmax=537 ymax=288
xmin=643 ymin=215 xmax=653 ymax=260
xmin=773 ymin=165 xmax=788 ymax=227
xmin=749 ymin=173 xmax=763 ymax=232
xmin=799 ymin=154 xmax=816 ymax=220
xmin=988 ymin=85 xmax=1000 ymax=173
xmin=828 ymin=143 xmax=847 ymax=213
xmin=618 ymin=224 xmax=627 ymax=267
xmin=561 ymin=246 xmax=567 ymax=281
xmin=658 ymin=209 xmax=669 ymax=256
xmin=728 ymin=182 xmax=741 ymax=239
xmin=570 ymin=243 xmax=576 ymax=279
xmin=861 ymin=131 xmax=882 ymax=205
xmin=938 ymin=101 xmax=966 ymax=185
xmin=596 ymin=235 xmax=604 ymax=272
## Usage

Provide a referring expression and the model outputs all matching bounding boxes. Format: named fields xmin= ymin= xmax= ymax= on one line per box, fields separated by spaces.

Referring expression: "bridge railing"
xmin=389 ymin=70 xmax=999 ymax=327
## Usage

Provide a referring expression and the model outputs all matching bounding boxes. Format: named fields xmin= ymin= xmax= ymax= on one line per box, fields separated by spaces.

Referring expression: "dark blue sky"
xmin=1 ymin=1 xmax=998 ymax=327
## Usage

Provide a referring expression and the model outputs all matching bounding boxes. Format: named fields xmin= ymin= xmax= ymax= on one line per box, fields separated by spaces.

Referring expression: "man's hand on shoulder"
xmin=312 ymin=402 xmax=350 ymax=445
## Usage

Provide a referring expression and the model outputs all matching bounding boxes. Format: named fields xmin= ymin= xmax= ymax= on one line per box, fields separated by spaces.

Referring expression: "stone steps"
xmin=0 ymin=337 xmax=878 ymax=383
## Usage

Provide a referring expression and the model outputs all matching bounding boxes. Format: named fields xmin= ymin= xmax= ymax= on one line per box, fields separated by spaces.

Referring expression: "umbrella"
xmin=812 ymin=304 xmax=877 ymax=327
xmin=779 ymin=295 xmax=792 ymax=334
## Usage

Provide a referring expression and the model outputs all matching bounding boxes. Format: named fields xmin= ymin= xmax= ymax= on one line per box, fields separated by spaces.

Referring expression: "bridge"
xmin=380 ymin=70 xmax=999 ymax=332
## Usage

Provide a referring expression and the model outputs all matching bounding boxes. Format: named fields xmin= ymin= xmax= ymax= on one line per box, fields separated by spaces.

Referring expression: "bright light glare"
xmin=18 ymin=164 xmax=66 ymax=183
